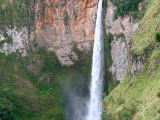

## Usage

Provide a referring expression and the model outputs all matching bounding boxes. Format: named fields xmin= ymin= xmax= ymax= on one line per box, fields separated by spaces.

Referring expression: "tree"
xmin=0 ymin=98 xmax=14 ymax=120
xmin=155 ymin=32 xmax=160 ymax=43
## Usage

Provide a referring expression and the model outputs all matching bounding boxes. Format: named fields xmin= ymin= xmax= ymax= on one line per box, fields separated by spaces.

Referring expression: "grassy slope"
xmin=102 ymin=0 xmax=160 ymax=119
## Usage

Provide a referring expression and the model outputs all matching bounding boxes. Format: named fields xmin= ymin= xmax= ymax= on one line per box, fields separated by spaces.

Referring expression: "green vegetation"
xmin=0 ymin=0 xmax=36 ymax=30
xmin=0 ymin=98 xmax=13 ymax=120
xmin=0 ymin=32 xmax=13 ymax=47
xmin=63 ymin=11 xmax=69 ymax=26
xmin=0 ymin=87 xmax=14 ymax=120
xmin=117 ymin=95 xmax=125 ymax=105
xmin=0 ymin=0 xmax=25 ymax=29
xmin=155 ymin=32 xmax=160 ymax=43
xmin=102 ymin=17 xmax=120 ymax=95
xmin=38 ymin=46 xmax=47 ymax=55
xmin=102 ymin=0 xmax=107 ymax=9
xmin=0 ymin=49 xmax=65 ymax=120
xmin=70 ymin=44 xmax=92 ymax=74
xmin=127 ymin=49 xmax=136 ymax=58
xmin=102 ymin=68 xmax=160 ymax=119
xmin=130 ymin=0 xmax=160 ymax=55
xmin=130 ymin=1 xmax=148 ymax=21
xmin=111 ymin=0 xmax=142 ymax=19
xmin=114 ymin=33 xmax=125 ymax=40
xmin=111 ymin=0 xmax=147 ymax=21
xmin=157 ymin=92 xmax=160 ymax=98
xmin=102 ymin=0 xmax=160 ymax=119
xmin=116 ymin=102 xmax=137 ymax=120
xmin=0 ymin=40 xmax=93 ymax=119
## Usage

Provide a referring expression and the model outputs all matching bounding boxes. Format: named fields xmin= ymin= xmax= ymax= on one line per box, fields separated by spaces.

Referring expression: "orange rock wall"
xmin=31 ymin=0 xmax=98 ymax=65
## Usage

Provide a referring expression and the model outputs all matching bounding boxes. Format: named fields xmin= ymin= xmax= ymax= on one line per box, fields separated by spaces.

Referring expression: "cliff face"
xmin=31 ymin=0 xmax=98 ymax=65
xmin=32 ymin=0 xmax=141 ymax=80
xmin=104 ymin=0 xmax=139 ymax=81
xmin=0 ymin=0 xmax=141 ymax=81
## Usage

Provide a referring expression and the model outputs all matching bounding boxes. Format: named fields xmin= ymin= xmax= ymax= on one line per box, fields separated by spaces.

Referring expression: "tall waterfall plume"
xmin=86 ymin=0 xmax=104 ymax=119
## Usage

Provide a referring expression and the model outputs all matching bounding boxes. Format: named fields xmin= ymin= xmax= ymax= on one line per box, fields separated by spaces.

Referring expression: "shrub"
xmin=107 ymin=32 xmax=114 ymax=44
xmin=5 ymin=36 xmax=12 ymax=43
xmin=157 ymin=92 xmax=160 ymax=98
xmin=2 ymin=4 xmax=6 ymax=10
xmin=109 ymin=95 xmax=114 ymax=102
xmin=38 ymin=46 xmax=47 ymax=55
xmin=111 ymin=0 xmax=142 ymax=19
xmin=127 ymin=49 xmax=136 ymax=57
xmin=0 ymin=87 xmax=26 ymax=120
xmin=130 ymin=11 xmax=139 ymax=20
xmin=34 ymin=42 xmax=38 ymax=47
xmin=117 ymin=102 xmax=137 ymax=120
xmin=11 ymin=23 xmax=14 ymax=28
xmin=155 ymin=32 xmax=160 ymax=43
xmin=113 ymin=11 xmax=118 ymax=20
xmin=0 ymin=98 xmax=14 ymax=120
xmin=103 ymin=17 xmax=114 ymax=94
xmin=41 ymin=51 xmax=63 ymax=74
xmin=0 ymin=33 xmax=13 ymax=47
xmin=0 ymin=41 xmax=5 ymax=47
xmin=136 ymin=1 xmax=148 ymax=21
xmin=63 ymin=11 xmax=69 ymax=26
xmin=102 ymin=0 xmax=107 ymax=9
xmin=117 ymin=96 xmax=125 ymax=105
xmin=3 ymin=33 xmax=8 ymax=38
xmin=0 ymin=86 xmax=33 ymax=119
xmin=70 ymin=44 xmax=92 ymax=74
xmin=157 ymin=109 xmax=160 ymax=113
xmin=120 ymin=23 xmax=125 ymax=30
xmin=114 ymin=33 xmax=124 ymax=39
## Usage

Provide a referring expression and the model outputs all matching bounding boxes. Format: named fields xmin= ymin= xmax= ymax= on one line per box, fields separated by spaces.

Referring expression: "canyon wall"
xmin=31 ymin=0 xmax=98 ymax=65
xmin=31 ymin=0 xmax=141 ymax=80
xmin=0 ymin=0 xmax=143 ymax=81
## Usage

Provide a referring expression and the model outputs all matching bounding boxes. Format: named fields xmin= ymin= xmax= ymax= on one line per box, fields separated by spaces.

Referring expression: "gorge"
xmin=1 ymin=0 xmax=160 ymax=120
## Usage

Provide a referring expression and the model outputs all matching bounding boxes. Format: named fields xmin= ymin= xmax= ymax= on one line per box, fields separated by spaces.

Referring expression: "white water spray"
xmin=86 ymin=0 xmax=104 ymax=119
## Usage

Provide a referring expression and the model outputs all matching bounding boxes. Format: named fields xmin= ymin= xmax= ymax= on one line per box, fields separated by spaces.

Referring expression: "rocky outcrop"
xmin=31 ymin=0 xmax=98 ymax=65
xmin=129 ymin=59 xmax=143 ymax=81
xmin=0 ymin=26 xmax=29 ymax=56
xmin=105 ymin=0 xmax=139 ymax=81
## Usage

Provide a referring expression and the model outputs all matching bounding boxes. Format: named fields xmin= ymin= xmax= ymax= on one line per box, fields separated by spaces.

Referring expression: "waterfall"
xmin=86 ymin=0 xmax=104 ymax=119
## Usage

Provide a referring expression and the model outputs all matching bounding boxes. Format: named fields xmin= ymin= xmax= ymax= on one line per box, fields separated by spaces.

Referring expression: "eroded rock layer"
xmin=31 ymin=0 xmax=98 ymax=65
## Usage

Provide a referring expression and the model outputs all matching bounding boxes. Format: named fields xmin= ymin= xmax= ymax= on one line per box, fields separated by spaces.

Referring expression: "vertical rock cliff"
xmin=0 ymin=0 xmax=143 ymax=81
xmin=104 ymin=0 xmax=139 ymax=81
xmin=31 ymin=0 xmax=98 ymax=65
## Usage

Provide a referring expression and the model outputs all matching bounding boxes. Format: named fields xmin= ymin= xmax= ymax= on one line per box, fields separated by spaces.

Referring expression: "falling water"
xmin=86 ymin=0 xmax=104 ymax=120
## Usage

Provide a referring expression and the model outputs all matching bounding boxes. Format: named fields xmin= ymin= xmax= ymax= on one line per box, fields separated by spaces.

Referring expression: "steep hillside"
xmin=102 ymin=0 xmax=160 ymax=119
xmin=0 ymin=49 xmax=65 ymax=120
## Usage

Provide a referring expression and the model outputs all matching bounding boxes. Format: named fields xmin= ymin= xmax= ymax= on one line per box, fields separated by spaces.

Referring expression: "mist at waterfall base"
xmin=63 ymin=0 xmax=104 ymax=119
xmin=63 ymin=73 xmax=90 ymax=120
